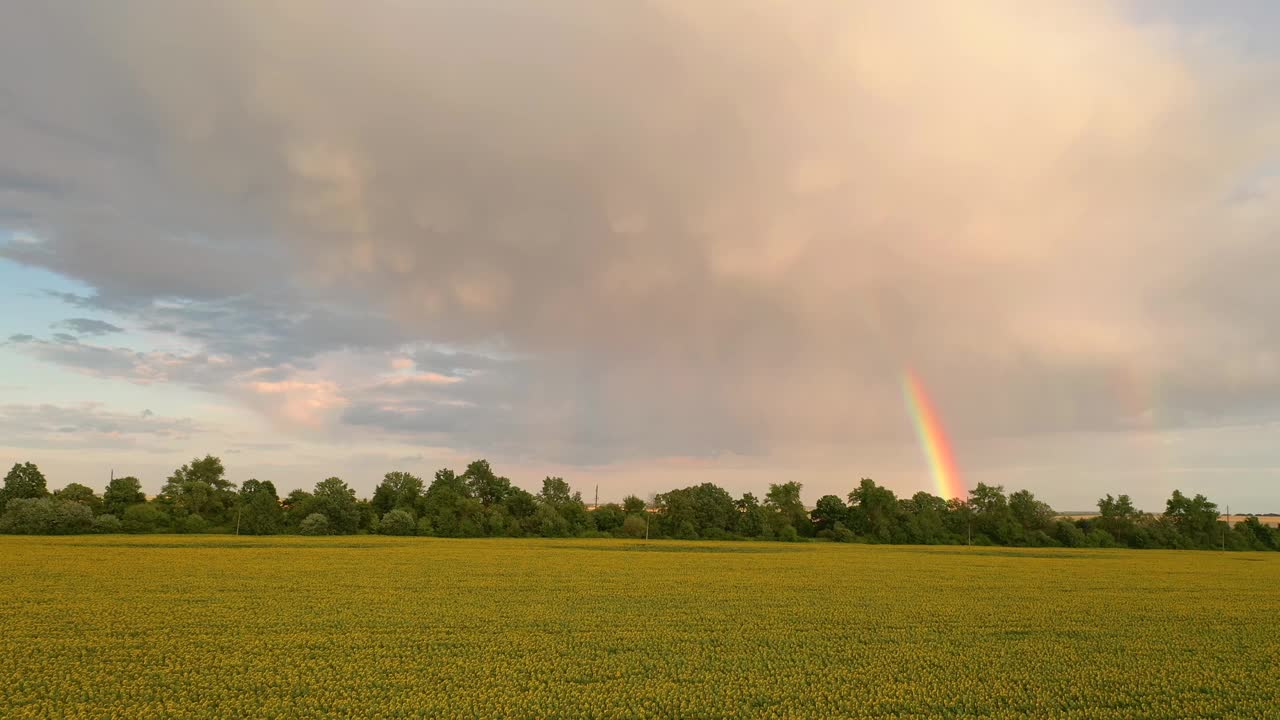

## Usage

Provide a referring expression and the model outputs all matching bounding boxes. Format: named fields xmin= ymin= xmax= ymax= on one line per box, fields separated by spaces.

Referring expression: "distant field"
xmin=2 ymin=537 xmax=1278 ymax=719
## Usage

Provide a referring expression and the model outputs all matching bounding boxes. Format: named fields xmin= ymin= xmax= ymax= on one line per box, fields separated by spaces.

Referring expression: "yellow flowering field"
xmin=1 ymin=536 xmax=1277 ymax=719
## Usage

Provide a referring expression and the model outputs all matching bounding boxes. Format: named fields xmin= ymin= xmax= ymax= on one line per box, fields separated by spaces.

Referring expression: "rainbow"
xmin=902 ymin=370 xmax=965 ymax=500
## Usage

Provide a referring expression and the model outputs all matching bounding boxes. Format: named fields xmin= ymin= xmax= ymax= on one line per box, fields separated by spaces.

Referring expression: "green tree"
xmin=622 ymin=495 xmax=647 ymax=515
xmin=420 ymin=468 xmax=473 ymax=537
xmin=53 ymin=483 xmax=102 ymax=515
xmin=282 ymin=489 xmax=315 ymax=528
xmin=299 ymin=513 xmax=330 ymax=536
xmin=156 ymin=455 xmax=236 ymax=525
xmin=967 ymin=483 xmax=1018 ymax=544
xmin=621 ymin=513 xmax=648 ymax=538
xmin=93 ymin=513 xmax=123 ymax=534
xmin=380 ymin=509 xmax=416 ymax=535
xmin=121 ymin=503 xmax=169 ymax=533
xmin=1008 ymin=489 xmax=1055 ymax=537
xmin=766 ymin=481 xmax=811 ymax=536
xmin=0 ymin=497 xmax=93 ymax=534
xmin=463 ymin=460 xmax=512 ymax=506
xmin=811 ymin=495 xmax=848 ymax=534
xmin=371 ymin=471 xmax=424 ymax=517
xmin=310 ymin=477 xmax=360 ymax=534
xmin=237 ymin=479 xmax=283 ymax=535
xmin=592 ymin=503 xmax=626 ymax=533
xmin=900 ymin=492 xmax=951 ymax=544
xmin=102 ymin=476 xmax=146 ymax=518
xmin=538 ymin=477 xmax=591 ymax=534
xmin=655 ymin=483 xmax=737 ymax=538
xmin=848 ymin=478 xmax=899 ymax=543
xmin=1096 ymin=494 xmax=1141 ymax=546
xmin=1164 ymin=490 xmax=1219 ymax=548
xmin=1 ymin=462 xmax=48 ymax=511
xmin=736 ymin=493 xmax=768 ymax=538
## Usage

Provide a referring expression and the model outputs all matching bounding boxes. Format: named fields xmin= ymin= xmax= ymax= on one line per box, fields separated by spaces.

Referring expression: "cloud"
xmin=2 ymin=1 xmax=1280 ymax=480
xmin=55 ymin=317 xmax=124 ymax=336
xmin=0 ymin=402 xmax=199 ymax=450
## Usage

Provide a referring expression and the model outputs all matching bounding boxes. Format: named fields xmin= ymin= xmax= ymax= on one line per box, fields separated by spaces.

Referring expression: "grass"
xmin=2 ymin=535 xmax=1278 ymax=719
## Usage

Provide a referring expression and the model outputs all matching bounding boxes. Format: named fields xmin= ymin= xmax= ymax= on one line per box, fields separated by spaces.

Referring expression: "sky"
xmin=2 ymin=1 xmax=1280 ymax=511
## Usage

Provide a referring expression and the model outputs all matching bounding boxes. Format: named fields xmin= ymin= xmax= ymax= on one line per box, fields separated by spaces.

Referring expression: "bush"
xmin=93 ymin=514 xmax=123 ymax=534
xmin=122 ymin=503 xmax=169 ymax=533
xmin=776 ymin=524 xmax=800 ymax=543
xmin=621 ymin=514 xmax=647 ymax=538
xmin=0 ymin=498 xmax=94 ymax=534
xmin=179 ymin=514 xmax=208 ymax=534
xmin=1054 ymin=520 xmax=1087 ymax=548
xmin=416 ymin=517 xmax=434 ymax=537
xmin=380 ymin=509 xmax=415 ymax=536
xmin=1086 ymin=528 xmax=1117 ymax=548
xmin=299 ymin=513 xmax=330 ymax=536
xmin=831 ymin=522 xmax=856 ymax=543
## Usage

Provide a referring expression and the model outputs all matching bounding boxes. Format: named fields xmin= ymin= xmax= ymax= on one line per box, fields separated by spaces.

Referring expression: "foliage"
xmin=52 ymin=483 xmax=102 ymax=515
xmin=156 ymin=455 xmax=236 ymax=526
xmin=371 ymin=471 xmax=424 ymax=517
xmin=102 ymin=476 xmax=146 ymax=518
xmin=308 ymin=477 xmax=360 ymax=535
xmin=380 ymin=509 xmax=415 ymax=536
xmin=1 ymin=462 xmax=48 ymax=511
xmin=0 ymin=497 xmax=93 ymax=534
xmin=299 ymin=513 xmax=330 ymax=536
xmin=237 ymin=479 xmax=284 ymax=535
xmin=121 ymin=503 xmax=169 ymax=534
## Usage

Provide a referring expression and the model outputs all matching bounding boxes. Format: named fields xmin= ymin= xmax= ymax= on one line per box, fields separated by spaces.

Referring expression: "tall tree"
xmin=1164 ymin=490 xmax=1219 ymax=547
xmin=622 ymin=495 xmax=647 ymax=515
xmin=310 ymin=477 xmax=360 ymax=534
xmin=848 ymin=478 xmax=899 ymax=542
xmin=1008 ymin=489 xmax=1055 ymax=540
xmin=655 ymin=483 xmax=737 ymax=538
xmin=463 ymin=460 xmax=513 ymax=506
xmin=810 ymin=495 xmax=848 ymax=534
xmin=371 ymin=471 xmax=424 ymax=517
xmin=53 ymin=483 xmax=102 ymax=515
xmin=102 ymin=476 xmax=146 ymax=518
xmin=1 ymin=462 xmax=48 ymax=511
xmin=156 ymin=455 xmax=236 ymax=525
xmin=766 ymin=481 xmax=811 ymax=536
xmin=237 ymin=479 xmax=283 ymax=535
xmin=967 ymin=483 xmax=1017 ymax=544
xmin=1096 ymin=494 xmax=1141 ymax=545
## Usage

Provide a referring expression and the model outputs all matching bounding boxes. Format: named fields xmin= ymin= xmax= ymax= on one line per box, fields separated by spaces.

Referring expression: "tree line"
xmin=1 ymin=457 xmax=1276 ymax=551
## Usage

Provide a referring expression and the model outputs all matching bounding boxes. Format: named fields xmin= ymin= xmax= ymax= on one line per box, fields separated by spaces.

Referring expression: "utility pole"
xmin=235 ymin=506 xmax=241 ymax=536
xmin=594 ymin=484 xmax=599 ymax=510
xmin=1223 ymin=504 xmax=1229 ymax=552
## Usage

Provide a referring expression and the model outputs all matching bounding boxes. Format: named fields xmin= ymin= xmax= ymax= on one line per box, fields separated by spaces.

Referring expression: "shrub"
xmin=179 ymin=514 xmax=208 ymax=534
xmin=831 ymin=522 xmax=856 ymax=543
xmin=0 ymin=498 xmax=94 ymax=534
xmin=122 ymin=503 xmax=169 ymax=533
xmin=299 ymin=513 xmax=330 ymax=536
xmin=93 ymin=514 xmax=123 ymax=534
xmin=621 ymin=514 xmax=647 ymax=538
xmin=381 ymin=509 xmax=415 ymax=536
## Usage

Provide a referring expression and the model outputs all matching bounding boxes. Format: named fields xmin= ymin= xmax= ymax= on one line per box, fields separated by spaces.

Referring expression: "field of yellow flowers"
xmin=2 ymin=536 xmax=1277 ymax=718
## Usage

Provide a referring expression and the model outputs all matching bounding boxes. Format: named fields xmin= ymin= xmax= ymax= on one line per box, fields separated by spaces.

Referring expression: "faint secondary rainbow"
xmin=902 ymin=370 xmax=965 ymax=500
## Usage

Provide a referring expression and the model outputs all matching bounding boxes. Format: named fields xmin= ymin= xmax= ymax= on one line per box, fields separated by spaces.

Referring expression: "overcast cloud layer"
xmin=2 ymin=1 xmax=1280 ymax=509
